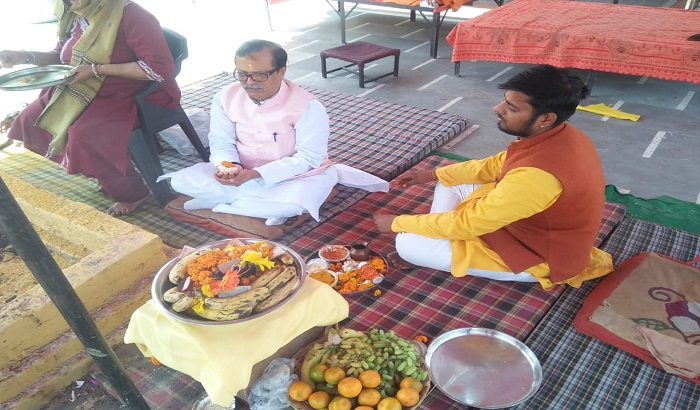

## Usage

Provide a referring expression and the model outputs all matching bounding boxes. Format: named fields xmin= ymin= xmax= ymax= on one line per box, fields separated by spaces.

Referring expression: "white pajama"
xmin=395 ymin=182 xmax=538 ymax=283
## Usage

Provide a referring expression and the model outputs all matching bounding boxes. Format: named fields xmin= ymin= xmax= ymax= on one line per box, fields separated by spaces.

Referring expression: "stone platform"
xmin=1 ymin=173 xmax=172 ymax=410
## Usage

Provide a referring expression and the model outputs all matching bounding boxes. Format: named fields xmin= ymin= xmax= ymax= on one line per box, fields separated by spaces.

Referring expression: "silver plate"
xmin=425 ymin=328 xmax=542 ymax=408
xmin=151 ymin=238 xmax=306 ymax=326
xmin=0 ymin=65 xmax=75 ymax=91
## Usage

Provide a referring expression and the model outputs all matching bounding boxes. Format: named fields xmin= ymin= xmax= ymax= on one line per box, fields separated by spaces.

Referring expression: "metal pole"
xmin=0 ymin=176 xmax=150 ymax=409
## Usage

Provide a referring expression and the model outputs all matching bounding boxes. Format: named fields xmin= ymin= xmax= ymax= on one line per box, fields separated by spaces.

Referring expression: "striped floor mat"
xmin=519 ymin=218 xmax=700 ymax=409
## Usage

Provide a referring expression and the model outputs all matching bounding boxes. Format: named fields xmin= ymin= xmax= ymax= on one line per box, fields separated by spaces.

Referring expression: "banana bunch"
xmin=161 ymin=240 xmax=302 ymax=322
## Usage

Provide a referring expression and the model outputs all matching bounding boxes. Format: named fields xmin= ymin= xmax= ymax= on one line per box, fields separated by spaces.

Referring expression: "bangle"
xmin=91 ymin=63 xmax=100 ymax=78
xmin=430 ymin=169 xmax=438 ymax=181
xmin=95 ymin=64 xmax=102 ymax=77
xmin=23 ymin=51 xmax=36 ymax=65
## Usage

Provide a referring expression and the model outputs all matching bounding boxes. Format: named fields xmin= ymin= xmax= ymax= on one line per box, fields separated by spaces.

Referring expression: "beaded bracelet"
xmin=23 ymin=51 xmax=36 ymax=65
xmin=91 ymin=63 xmax=100 ymax=78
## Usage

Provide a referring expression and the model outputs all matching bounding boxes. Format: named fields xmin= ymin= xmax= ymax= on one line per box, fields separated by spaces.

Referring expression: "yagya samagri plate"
xmin=152 ymin=238 xmax=306 ymax=326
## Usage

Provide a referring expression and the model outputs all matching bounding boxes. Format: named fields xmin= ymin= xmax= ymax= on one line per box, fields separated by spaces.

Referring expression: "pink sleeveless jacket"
xmin=219 ymin=79 xmax=331 ymax=177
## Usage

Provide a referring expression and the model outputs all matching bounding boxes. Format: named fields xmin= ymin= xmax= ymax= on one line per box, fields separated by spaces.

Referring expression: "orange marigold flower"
xmin=151 ymin=356 xmax=161 ymax=366
xmin=373 ymin=289 xmax=382 ymax=297
xmin=414 ymin=335 xmax=428 ymax=344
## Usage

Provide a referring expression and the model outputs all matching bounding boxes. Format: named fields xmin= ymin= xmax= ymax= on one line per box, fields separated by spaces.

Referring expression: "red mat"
xmin=574 ymin=252 xmax=700 ymax=383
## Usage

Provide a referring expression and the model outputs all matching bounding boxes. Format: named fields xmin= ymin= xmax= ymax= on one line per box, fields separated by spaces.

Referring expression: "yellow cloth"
xmin=124 ymin=279 xmax=349 ymax=407
xmin=577 ymin=103 xmax=641 ymax=121
xmin=392 ymin=152 xmax=613 ymax=290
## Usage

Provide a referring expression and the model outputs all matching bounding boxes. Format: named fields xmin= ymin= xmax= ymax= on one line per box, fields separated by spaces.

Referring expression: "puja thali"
xmin=425 ymin=328 xmax=542 ymax=408
xmin=0 ymin=65 xmax=75 ymax=91
xmin=151 ymin=238 xmax=306 ymax=326
xmin=305 ymin=245 xmax=387 ymax=296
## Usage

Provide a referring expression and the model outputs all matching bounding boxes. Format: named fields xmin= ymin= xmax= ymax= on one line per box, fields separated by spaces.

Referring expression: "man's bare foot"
xmin=107 ymin=195 xmax=148 ymax=217
xmin=387 ymin=251 xmax=418 ymax=271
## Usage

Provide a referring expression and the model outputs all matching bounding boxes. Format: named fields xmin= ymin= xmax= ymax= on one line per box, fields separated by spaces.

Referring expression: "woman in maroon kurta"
xmin=0 ymin=0 xmax=180 ymax=216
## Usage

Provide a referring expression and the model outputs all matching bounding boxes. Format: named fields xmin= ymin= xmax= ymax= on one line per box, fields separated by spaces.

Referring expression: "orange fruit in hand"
xmin=396 ymin=387 xmax=420 ymax=406
xmin=377 ymin=397 xmax=403 ymax=410
xmin=357 ymin=388 xmax=382 ymax=406
xmin=328 ymin=395 xmax=352 ymax=410
xmin=309 ymin=363 xmax=328 ymax=383
xmin=288 ymin=380 xmax=313 ymax=401
xmin=337 ymin=376 xmax=363 ymax=398
xmin=399 ymin=376 xmax=423 ymax=392
xmin=307 ymin=390 xmax=331 ymax=409
xmin=358 ymin=369 xmax=382 ymax=388
xmin=324 ymin=366 xmax=346 ymax=385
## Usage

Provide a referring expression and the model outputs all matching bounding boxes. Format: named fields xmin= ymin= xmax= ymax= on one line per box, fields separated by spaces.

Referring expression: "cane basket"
xmin=289 ymin=330 xmax=432 ymax=409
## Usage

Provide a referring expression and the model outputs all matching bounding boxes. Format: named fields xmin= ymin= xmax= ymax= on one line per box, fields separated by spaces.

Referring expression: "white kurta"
xmin=159 ymin=89 xmax=388 ymax=221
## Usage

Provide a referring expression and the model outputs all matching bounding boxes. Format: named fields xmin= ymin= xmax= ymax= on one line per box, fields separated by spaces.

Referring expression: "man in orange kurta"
xmin=373 ymin=65 xmax=613 ymax=290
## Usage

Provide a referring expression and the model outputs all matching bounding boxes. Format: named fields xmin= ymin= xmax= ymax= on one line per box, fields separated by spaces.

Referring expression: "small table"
xmin=321 ymin=41 xmax=400 ymax=88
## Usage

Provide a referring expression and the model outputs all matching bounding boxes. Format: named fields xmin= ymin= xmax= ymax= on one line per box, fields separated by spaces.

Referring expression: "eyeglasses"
xmin=232 ymin=67 xmax=280 ymax=82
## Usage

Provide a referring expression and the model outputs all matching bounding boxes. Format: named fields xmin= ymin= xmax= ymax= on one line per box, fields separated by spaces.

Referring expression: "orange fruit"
xmin=337 ymin=376 xmax=363 ymax=398
xmin=399 ymin=377 xmax=422 ymax=392
xmin=288 ymin=380 xmax=313 ymax=401
xmin=309 ymin=363 xmax=328 ymax=383
xmin=355 ymin=407 xmax=375 ymax=410
xmin=307 ymin=390 xmax=331 ymax=409
xmin=396 ymin=387 xmax=420 ymax=406
xmin=358 ymin=369 xmax=382 ymax=388
xmin=357 ymin=388 xmax=382 ymax=406
xmin=324 ymin=366 xmax=346 ymax=385
xmin=377 ymin=397 xmax=403 ymax=410
xmin=328 ymin=395 xmax=352 ymax=410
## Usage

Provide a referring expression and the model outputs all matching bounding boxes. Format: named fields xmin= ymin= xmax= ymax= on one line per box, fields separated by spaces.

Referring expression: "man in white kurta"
xmin=160 ymin=40 xmax=388 ymax=225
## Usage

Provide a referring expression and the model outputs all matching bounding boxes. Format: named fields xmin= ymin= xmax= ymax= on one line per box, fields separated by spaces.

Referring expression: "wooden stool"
xmin=320 ymin=42 xmax=400 ymax=88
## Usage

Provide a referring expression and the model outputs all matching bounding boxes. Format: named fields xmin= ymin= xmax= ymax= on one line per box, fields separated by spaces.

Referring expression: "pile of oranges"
xmin=289 ymin=366 xmax=422 ymax=410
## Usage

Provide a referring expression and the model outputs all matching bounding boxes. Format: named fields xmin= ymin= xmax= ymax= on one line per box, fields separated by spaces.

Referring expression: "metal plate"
xmin=425 ymin=328 xmax=542 ymax=408
xmin=0 ymin=65 xmax=75 ymax=91
xmin=151 ymin=238 xmax=306 ymax=326
xmin=306 ymin=246 xmax=387 ymax=296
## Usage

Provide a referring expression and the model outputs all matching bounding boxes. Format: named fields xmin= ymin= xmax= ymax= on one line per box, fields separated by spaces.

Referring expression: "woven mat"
xmin=168 ymin=72 xmax=470 ymax=241
xmin=517 ymin=218 xmax=700 ymax=410
xmin=164 ymin=188 xmax=337 ymax=240
xmin=287 ymin=155 xmax=626 ymax=409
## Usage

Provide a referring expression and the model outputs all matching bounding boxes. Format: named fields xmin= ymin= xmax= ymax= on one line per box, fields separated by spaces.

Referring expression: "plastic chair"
xmin=127 ymin=27 xmax=210 ymax=206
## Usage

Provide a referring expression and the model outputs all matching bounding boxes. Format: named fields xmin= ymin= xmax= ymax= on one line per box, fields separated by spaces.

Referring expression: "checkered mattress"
xmin=518 ymin=218 xmax=700 ymax=409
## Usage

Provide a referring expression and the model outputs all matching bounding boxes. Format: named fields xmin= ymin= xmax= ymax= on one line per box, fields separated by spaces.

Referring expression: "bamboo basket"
xmin=289 ymin=331 xmax=432 ymax=409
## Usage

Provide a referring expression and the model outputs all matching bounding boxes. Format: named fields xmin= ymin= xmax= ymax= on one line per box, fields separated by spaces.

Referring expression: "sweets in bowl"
xmin=318 ymin=244 xmax=350 ymax=262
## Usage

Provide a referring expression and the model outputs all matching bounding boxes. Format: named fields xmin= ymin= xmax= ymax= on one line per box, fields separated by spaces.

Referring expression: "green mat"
xmin=430 ymin=152 xmax=700 ymax=235
xmin=604 ymin=185 xmax=700 ymax=234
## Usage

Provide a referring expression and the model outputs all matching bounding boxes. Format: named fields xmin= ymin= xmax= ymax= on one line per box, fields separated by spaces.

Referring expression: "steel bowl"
xmin=151 ymin=238 xmax=306 ymax=326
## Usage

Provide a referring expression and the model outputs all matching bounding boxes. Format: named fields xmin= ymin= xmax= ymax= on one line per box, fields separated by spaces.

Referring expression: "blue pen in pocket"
xmin=273 ymin=132 xmax=278 ymax=142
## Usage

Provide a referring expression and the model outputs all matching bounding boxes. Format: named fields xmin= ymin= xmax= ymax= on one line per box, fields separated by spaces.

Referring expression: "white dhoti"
xmin=158 ymin=162 xmax=389 ymax=222
xmin=395 ymin=182 xmax=538 ymax=282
